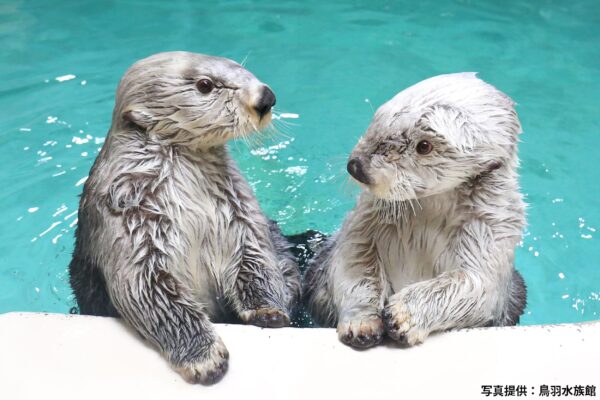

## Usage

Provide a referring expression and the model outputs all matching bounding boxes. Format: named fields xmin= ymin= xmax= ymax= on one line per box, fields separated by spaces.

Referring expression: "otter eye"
xmin=196 ymin=79 xmax=214 ymax=94
xmin=416 ymin=140 xmax=433 ymax=155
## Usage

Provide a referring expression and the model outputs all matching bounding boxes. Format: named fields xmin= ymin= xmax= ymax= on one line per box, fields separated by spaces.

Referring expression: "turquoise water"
xmin=1 ymin=0 xmax=599 ymax=325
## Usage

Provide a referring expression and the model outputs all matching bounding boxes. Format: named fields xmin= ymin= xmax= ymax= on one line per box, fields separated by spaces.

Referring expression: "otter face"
xmin=113 ymin=51 xmax=276 ymax=147
xmin=347 ymin=73 xmax=521 ymax=201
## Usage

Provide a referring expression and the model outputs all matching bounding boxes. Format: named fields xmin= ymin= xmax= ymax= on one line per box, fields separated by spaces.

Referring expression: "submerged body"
xmin=69 ymin=52 xmax=300 ymax=384
xmin=304 ymin=73 xmax=527 ymax=348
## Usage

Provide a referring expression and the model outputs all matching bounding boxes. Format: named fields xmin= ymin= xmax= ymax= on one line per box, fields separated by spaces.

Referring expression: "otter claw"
xmin=337 ymin=318 xmax=384 ymax=349
xmin=174 ymin=338 xmax=229 ymax=385
xmin=383 ymin=298 xmax=429 ymax=345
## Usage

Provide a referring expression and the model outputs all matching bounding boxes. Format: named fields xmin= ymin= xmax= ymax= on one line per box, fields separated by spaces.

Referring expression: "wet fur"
xmin=69 ymin=52 xmax=300 ymax=384
xmin=304 ymin=73 xmax=527 ymax=348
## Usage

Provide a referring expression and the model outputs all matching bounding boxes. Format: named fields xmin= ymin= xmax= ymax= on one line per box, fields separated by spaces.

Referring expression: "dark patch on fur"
xmin=69 ymin=255 xmax=120 ymax=318
xmin=501 ymin=269 xmax=527 ymax=325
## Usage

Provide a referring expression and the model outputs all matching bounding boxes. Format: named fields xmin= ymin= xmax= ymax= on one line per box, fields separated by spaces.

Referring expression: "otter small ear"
xmin=484 ymin=159 xmax=503 ymax=172
xmin=418 ymin=104 xmax=476 ymax=149
xmin=122 ymin=106 xmax=154 ymax=130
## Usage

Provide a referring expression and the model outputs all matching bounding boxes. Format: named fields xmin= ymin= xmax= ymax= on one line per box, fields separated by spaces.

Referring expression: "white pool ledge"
xmin=1 ymin=312 xmax=598 ymax=399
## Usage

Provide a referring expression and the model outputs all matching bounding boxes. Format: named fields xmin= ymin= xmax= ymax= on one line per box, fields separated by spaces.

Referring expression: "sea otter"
xmin=304 ymin=73 xmax=527 ymax=349
xmin=69 ymin=52 xmax=300 ymax=384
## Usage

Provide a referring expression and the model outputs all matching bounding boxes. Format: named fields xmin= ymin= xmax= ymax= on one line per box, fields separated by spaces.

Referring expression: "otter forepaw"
xmin=239 ymin=308 xmax=290 ymax=328
xmin=337 ymin=317 xmax=384 ymax=349
xmin=173 ymin=337 xmax=229 ymax=385
xmin=383 ymin=296 xmax=429 ymax=346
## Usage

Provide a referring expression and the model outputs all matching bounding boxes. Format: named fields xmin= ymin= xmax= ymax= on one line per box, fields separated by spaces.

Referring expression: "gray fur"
xmin=69 ymin=52 xmax=300 ymax=384
xmin=304 ymin=73 xmax=527 ymax=348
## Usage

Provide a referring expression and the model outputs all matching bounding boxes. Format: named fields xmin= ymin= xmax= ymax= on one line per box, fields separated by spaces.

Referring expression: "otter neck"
xmin=367 ymin=190 xmax=460 ymax=225
xmin=108 ymin=126 xmax=229 ymax=155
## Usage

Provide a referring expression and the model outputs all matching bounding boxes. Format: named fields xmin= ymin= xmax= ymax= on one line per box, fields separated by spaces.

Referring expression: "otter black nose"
xmin=347 ymin=158 xmax=370 ymax=184
xmin=254 ymin=86 xmax=276 ymax=119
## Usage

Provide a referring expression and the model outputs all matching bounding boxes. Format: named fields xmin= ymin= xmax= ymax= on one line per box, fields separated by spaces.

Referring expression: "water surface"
xmin=1 ymin=0 xmax=599 ymax=324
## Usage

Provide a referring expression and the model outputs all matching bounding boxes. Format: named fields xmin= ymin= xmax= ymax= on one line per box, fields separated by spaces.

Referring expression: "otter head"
xmin=347 ymin=73 xmax=522 ymax=201
xmin=112 ymin=51 xmax=276 ymax=148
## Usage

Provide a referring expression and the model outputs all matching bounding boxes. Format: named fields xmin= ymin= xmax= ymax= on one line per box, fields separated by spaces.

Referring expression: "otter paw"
xmin=383 ymin=299 xmax=429 ymax=346
xmin=174 ymin=338 xmax=229 ymax=385
xmin=337 ymin=317 xmax=384 ymax=349
xmin=239 ymin=308 xmax=290 ymax=328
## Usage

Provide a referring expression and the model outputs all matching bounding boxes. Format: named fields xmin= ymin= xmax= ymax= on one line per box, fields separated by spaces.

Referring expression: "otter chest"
xmin=168 ymin=155 xmax=246 ymax=295
xmin=377 ymin=199 xmax=462 ymax=292
xmin=183 ymin=177 xmax=243 ymax=268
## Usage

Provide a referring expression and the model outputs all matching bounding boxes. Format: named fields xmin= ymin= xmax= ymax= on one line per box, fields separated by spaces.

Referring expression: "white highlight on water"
xmin=55 ymin=74 xmax=76 ymax=82
xmin=284 ymin=166 xmax=308 ymax=176
xmin=52 ymin=204 xmax=68 ymax=217
xmin=39 ymin=221 xmax=61 ymax=237
xmin=75 ymin=176 xmax=88 ymax=187
xmin=64 ymin=210 xmax=77 ymax=220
